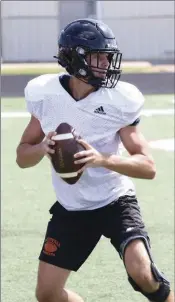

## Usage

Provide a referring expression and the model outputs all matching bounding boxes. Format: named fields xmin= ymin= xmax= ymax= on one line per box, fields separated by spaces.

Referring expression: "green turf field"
xmin=1 ymin=95 xmax=174 ymax=302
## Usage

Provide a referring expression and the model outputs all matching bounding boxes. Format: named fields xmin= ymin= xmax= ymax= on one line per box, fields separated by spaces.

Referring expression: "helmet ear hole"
xmin=78 ymin=69 xmax=87 ymax=76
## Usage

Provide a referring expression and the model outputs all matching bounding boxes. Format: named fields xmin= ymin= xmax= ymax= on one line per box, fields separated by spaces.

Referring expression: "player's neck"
xmin=69 ymin=77 xmax=95 ymax=101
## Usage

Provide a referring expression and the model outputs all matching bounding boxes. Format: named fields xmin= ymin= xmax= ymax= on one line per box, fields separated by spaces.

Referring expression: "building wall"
xmin=2 ymin=1 xmax=58 ymax=16
xmin=1 ymin=0 xmax=90 ymax=62
xmin=1 ymin=0 xmax=174 ymax=62
xmin=1 ymin=1 xmax=59 ymax=62
xmin=98 ymin=1 xmax=174 ymax=60
xmin=59 ymin=1 xmax=87 ymax=31
xmin=99 ymin=1 xmax=173 ymax=18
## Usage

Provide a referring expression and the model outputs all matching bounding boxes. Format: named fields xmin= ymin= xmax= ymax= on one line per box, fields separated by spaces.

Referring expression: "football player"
xmin=16 ymin=19 xmax=174 ymax=302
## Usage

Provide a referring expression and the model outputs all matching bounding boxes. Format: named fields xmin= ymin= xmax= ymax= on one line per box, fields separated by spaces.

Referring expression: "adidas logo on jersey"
xmin=94 ymin=106 xmax=106 ymax=115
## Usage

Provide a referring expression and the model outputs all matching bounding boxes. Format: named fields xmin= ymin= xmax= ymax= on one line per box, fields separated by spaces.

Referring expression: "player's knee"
xmin=130 ymin=267 xmax=159 ymax=292
xmin=35 ymin=286 xmax=63 ymax=302
xmin=128 ymin=266 xmax=159 ymax=293
xmin=35 ymin=286 xmax=51 ymax=302
xmin=124 ymin=239 xmax=157 ymax=291
xmin=126 ymin=259 xmax=171 ymax=302
xmin=128 ymin=275 xmax=171 ymax=302
xmin=122 ymin=238 xmax=171 ymax=301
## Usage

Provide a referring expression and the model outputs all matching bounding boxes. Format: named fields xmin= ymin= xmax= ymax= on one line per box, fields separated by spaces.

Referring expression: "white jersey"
xmin=25 ymin=73 xmax=144 ymax=211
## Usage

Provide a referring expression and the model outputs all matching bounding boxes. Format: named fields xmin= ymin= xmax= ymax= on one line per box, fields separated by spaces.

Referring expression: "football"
xmin=50 ymin=123 xmax=85 ymax=184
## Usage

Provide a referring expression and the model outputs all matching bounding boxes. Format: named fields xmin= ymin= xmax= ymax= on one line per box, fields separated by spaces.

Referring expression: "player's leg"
xmin=36 ymin=201 xmax=102 ymax=302
xmin=123 ymin=239 xmax=174 ymax=302
xmin=36 ymin=261 xmax=84 ymax=302
xmin=117 ymin=196 xmax=173 ymax=301
xmin=102 ymin=195 xmax=173 ymax=301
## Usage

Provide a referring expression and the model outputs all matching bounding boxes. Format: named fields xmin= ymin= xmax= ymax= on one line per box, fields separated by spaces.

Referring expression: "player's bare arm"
xmin=16 ymin=115 xmax=56 ymax=168
xmin=74 ymin=126 xmax=156 ymax=179
xmin=108 ymin=125 xmax=156 ymax=179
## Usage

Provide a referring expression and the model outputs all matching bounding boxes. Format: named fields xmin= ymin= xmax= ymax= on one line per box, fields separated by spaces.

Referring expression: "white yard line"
xmin=1 ymin=112 xmax=30 ymax=118
xmin=149 ymin=138 xmax=174 ymax=151
xmin=119 ymin=138 xmax=174 ymax=152
xmin=1 ymin=108 xmax=174 ymax=118
xmin=142 ymin=109 xmax=174 ymax=116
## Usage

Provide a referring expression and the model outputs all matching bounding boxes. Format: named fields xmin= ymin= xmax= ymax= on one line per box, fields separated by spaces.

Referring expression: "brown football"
xmin=50 ymin=123 xmax=85 ymax=184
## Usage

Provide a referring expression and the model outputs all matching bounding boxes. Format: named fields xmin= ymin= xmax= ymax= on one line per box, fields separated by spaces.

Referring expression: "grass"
xmin=1 ymin=97 xmax=27 ymax=112
xmin=1 ymin=95 xmax=174 ymax=302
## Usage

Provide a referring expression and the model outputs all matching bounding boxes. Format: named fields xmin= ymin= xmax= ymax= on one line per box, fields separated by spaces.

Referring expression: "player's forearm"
xmin=16 ymin=143 xmax=45 ymax=168
xmin=102 ymin=154 xmax=156 ymax=179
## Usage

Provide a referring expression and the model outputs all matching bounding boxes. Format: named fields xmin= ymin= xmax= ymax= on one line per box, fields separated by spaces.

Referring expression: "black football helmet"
xmin=54 ymin=19 xmax=122 ymax=88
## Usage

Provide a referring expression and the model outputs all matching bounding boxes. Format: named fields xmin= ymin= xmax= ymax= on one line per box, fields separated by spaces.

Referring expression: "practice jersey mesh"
xmin=25 ymin=73 xmax=144 ymax=210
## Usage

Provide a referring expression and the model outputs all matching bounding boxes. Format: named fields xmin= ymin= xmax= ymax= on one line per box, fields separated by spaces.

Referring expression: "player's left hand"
xmin=74 ymin=139 xmax=104 ymax=173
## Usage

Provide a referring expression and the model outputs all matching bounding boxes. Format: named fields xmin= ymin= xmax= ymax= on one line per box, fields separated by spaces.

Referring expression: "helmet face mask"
xmin=83 ymin=49 xmax=122 ymax=88
xmin=54 ymin=19 xmax=122 ymax=88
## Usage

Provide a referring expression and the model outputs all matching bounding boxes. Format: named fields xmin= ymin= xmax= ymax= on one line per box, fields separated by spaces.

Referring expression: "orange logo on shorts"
xmin=43 ymin=237 xmax=60 ymax=256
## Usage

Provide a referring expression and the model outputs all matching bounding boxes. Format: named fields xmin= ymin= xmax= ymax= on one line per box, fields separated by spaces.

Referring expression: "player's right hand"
xmin=40 ymin=131 xmax=57 ymax=158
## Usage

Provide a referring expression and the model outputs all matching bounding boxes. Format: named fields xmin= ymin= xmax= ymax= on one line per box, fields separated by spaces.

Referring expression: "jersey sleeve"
xmin=130 ymin=117 xmax=140 ymax=126
xmin=24 ymin=79 xmax=45 ymax=121
xmin=121 ymin=84 xmax=145 ymax=127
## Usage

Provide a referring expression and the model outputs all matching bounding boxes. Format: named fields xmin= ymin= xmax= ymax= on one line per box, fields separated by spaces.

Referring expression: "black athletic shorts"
xmin=39 ymin=195 xmax=150 ymax=271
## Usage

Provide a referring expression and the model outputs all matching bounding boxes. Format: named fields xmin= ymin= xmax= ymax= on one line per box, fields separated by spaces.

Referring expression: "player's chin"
xmin=93 ymin=71 xmax=107 ymax=79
